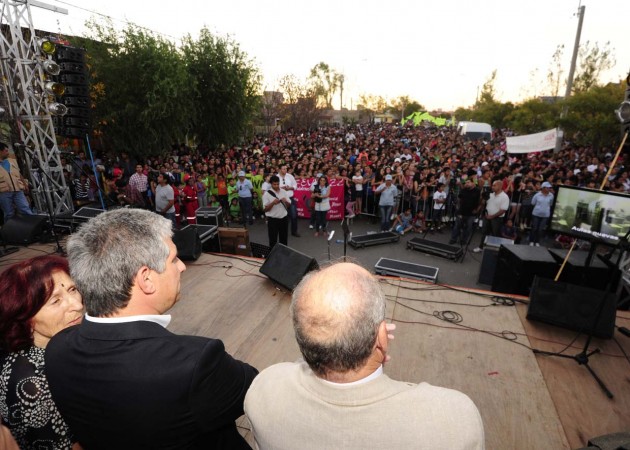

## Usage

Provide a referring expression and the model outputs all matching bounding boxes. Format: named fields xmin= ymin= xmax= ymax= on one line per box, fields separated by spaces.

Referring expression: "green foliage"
xmin=81 ymin=20 xmax=194 ymax=157
xmin=559 ymin=81 xmax=625 ymax=149
xmin=505 ymin=98 xmax=561 ymax=134
xmin=75 ymin=20 xmax=261 ymax=157
xmin=181 ymin=28 xmax=261 ymax=147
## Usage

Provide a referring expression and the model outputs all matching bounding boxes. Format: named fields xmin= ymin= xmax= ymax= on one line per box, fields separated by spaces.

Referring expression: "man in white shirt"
xmin=263 ymin=175 xmax=291 ymax=248
xmin=278 ymin=165 xmax=300 ymax=237
xmin=45 ymin=209 xmax=257 ymax=449
xmin=473 ymin=180 xmax=510 ymax=253
xmin=245 ymin=262 xmax=485 ymax=450
xmin=154 ymin=174 xmax=176 ymax=227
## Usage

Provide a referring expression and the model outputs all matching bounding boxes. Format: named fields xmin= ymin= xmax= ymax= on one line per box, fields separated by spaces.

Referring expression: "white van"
xmin=458 ymin=122 xmax=493 ymax=141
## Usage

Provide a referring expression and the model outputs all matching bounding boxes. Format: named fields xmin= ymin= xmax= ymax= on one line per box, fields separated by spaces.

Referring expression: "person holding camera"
xmin=450 ymin=175 xmax=481 ymax=245
xmin=311 ymin=175 xmax=331 ymax=237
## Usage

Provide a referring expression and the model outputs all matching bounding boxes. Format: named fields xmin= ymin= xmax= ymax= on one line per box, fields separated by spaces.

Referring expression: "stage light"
xmin=42 ymin=60 xmax=60 ymax=76
xmin=48 ymin=102 xmax=68 ymax=115
xmin=38 ymin=38 xmax=56 ymax=55
xmin=44 ymin=81 xmax=65 ymax=96
xmin=616 ymin=101 xmax=630 ymax=124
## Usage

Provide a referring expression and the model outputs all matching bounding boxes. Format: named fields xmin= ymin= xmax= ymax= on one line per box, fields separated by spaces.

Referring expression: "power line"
xmin=47 ymin=0 xmax=179 ymax=40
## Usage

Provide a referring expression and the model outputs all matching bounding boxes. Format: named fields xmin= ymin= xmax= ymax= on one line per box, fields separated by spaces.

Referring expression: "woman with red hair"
xmin=0 ymin=256 xmax=84 ymax=449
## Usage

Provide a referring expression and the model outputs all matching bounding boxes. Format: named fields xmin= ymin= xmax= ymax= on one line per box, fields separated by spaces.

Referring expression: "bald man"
xmin=244 ymin=263 xmax=485 ymax=450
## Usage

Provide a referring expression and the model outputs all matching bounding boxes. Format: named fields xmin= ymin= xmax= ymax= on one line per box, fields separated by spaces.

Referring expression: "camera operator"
xmin=449 ymin=173 xmax=481 ymax=246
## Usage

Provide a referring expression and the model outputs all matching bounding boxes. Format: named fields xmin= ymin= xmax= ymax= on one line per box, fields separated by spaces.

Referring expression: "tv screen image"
xmin=550 ymin=185 xmax=630 ymax=246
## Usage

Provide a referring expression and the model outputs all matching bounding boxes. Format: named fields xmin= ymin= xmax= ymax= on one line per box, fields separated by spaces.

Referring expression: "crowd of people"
xmin=47 ymin=122 xmax=626 ymax=250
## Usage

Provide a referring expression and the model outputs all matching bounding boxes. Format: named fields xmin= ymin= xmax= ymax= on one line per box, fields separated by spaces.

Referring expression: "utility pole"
xmin=554 ymin=4 xmax=585 ymax=153
xmin=0 ymin=0 xmax=73 ymax=215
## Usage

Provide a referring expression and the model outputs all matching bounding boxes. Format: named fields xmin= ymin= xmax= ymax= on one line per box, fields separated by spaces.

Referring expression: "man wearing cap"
xmin=529 ymin=182 xmax=554 ymax=247
xmin=237 ymin=171 xmax=254 ymax=225
xmin=375 ymin=174 xmax=398 ymax=232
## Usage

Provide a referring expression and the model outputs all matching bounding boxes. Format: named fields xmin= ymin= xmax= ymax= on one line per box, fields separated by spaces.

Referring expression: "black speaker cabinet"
xmin=1 ymin=215 xmax=48 ymax=245
xmin=548 ymin=248 xmax=618 ymax=291
xmin=173 ymin=227 xmax=202 ymax=261
xmin=492 ymin=245 xmax=558 ymax=296
xmin=259 ymin=244 xmax=319 ymax=291
xmin=478 ymin=248 xmax=499 ymax=285
xmin=527 ymin=276 xmax=616 ymax=339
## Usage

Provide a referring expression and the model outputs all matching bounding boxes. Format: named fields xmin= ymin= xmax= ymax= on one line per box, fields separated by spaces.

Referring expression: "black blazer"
xmin=45 ymin=319 xmax=258 ymax=449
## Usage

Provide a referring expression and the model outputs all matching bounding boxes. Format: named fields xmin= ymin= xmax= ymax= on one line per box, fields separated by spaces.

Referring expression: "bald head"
xmin=291 ymin=262 xmax=386 ymax=377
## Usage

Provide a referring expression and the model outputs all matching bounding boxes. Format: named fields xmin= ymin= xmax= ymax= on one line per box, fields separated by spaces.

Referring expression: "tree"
xmin=476 ymin=70 xmax=498 ymax=106
xmin=559 ymin=80 xmax=626 ymax=150
xmin=358 ymin=94 xmax=387 ymax=123
xmin=182 ymin=28 xmax=261 ymax=148
xmin=506 ymin=98 xmax=561 ymax=134
xmin=308 ymin=62 xmax=343 ymax=109
xmin=80 ymin=20 xmax=194 ymax=157
xmin=259 ymin=90 xmax=284 ymax=134
xmin=389 ymin=96 xmax=424 ymax=120
xmin=572 ymin=41 xmax=616 ymax=94
xmin=278 ymin=74 xmax=321 ymax=130
xmin=547 ymin=44 xmax=565 ymax=97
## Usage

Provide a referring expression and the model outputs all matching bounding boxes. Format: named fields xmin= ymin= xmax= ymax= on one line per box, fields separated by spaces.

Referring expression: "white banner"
xmin=506 ymin=128 xmax=557 ymax=154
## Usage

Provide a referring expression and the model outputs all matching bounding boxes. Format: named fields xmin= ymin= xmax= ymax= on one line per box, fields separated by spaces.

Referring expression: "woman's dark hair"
xmin=0 ymin=256 xmax=69 ymax=352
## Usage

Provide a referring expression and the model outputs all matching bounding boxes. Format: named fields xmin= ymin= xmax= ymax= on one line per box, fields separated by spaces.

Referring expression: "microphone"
xmin=327 ymin=230 xmax=335 ymax=242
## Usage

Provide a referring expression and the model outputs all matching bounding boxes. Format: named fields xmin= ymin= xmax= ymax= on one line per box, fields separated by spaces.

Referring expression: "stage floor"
xmin=3 ymin=245 xmax=629 ymax=449
xmin=171 ymin=253 xmax=630 ymax=450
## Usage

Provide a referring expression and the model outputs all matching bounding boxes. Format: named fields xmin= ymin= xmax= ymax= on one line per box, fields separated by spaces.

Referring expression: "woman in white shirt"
xmin=312 ymin=175 xmax=331 ymax=237
xmin=352 ymin=168 xmax=364 ymax=215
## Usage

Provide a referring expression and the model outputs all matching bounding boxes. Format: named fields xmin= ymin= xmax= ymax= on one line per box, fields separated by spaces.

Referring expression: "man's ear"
xmin=375 ymin=320 xmax=388 ymax=354
xmin=135 ymin=266 xmax=156 ymax=295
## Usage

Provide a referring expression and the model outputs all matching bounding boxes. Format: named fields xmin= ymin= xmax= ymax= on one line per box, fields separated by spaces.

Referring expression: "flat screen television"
xmin=550 ymin=185 xmax=630 ymax=247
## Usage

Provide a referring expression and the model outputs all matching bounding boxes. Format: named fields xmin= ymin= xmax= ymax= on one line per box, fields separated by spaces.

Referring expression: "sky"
xmin=26 ymin=0 xmax=630 ymax=112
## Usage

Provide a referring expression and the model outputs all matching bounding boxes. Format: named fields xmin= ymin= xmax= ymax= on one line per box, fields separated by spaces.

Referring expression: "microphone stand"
xmin=327 ymin=230 xmax=334 ymax=261
xmin=341 ymin=218 xmax=350 ymax=262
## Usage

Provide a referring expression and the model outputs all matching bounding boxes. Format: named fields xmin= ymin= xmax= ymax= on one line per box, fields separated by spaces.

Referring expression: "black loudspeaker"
xmin=1 ymin=215 xmax=48 ymax=245
xmin=477 ymin=248 xmax=499 ymax=285
xmin=492 ymin=245 xmax=558 ymax=296
xmin=172 ymin=227 xmax=202 ymax=261
xmin=527 ymin=277 xmax=616 ymax=339
xmin=259 ymin=244 xmax=319 ymax=291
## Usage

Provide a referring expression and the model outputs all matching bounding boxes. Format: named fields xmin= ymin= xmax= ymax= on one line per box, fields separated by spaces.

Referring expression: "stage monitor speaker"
xmin=259 ymin=243 xmax=318 ymax=291
xmin=173 ymin=227 xmax=202 ymax=261
xmin=1 ymin=215 xmax=48 ymax=245
xmin=478 ymin=248 xmax=499 ymax=285
xmin=492 ymin=245 xmax=558 ymax=296
xmin=527 ymin=276 xmax=616 ymax=339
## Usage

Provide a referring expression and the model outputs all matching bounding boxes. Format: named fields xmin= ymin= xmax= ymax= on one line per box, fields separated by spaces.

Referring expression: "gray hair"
xmin=68 ymin=209 xmax=173 ymax=317
xmin=290 ymin=262 xmax=386 ymax=377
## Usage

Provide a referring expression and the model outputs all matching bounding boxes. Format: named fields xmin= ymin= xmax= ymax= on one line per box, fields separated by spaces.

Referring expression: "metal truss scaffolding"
xmin=0 ymin=0 xmax=73 ymax=216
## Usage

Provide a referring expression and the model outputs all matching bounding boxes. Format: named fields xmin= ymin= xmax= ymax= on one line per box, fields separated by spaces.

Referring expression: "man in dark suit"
xmin=45 ymin=209 xmax=257 ymax=449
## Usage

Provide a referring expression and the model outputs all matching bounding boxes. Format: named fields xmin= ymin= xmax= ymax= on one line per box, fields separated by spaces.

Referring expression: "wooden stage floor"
xmin=171 ymin=253 xmax=630 ymax=450
xmin=4 ymin=245 xmax=629 ymax=449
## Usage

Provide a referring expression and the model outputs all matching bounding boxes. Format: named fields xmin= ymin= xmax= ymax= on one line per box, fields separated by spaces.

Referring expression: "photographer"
xmin=449 ymin=175 xmax=481 ymax=245
xmin=311 ymin=175 xmax=331 ymax=237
